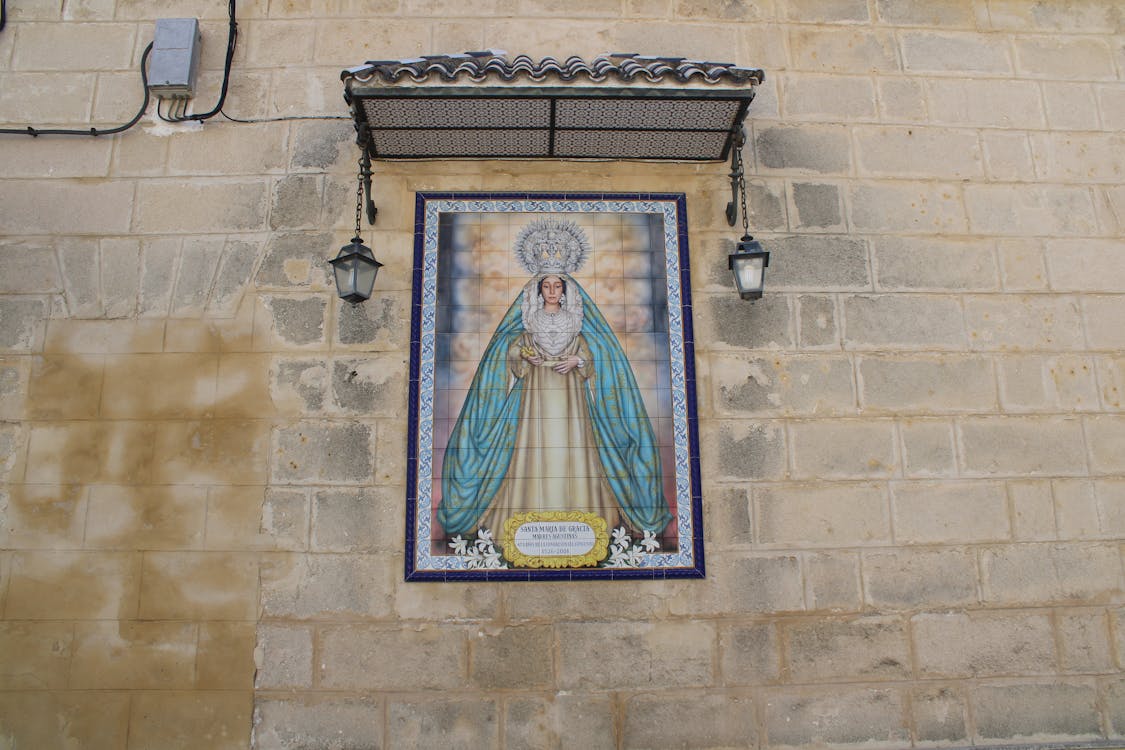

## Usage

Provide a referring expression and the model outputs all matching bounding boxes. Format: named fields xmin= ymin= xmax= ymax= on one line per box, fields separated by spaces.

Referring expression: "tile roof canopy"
xmin=341 ymin=50 xmax=765 ymax=88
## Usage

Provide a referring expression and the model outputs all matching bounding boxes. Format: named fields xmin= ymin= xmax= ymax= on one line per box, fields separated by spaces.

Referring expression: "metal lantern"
xmin=330 ymin=236 xmax=383 ymax=303
xmin=728 ymin=234 xmax=770 ymax=301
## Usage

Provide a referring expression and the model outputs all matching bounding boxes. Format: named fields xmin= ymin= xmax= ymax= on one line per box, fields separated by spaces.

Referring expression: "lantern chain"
xmin=354 ymin=159 xmax=364 ymax=239
xmin=736 ymin=144 xmax=750 ymax=238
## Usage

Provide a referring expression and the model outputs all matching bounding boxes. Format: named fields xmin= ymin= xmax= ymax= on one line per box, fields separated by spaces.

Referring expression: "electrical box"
xmin=148 ymin=18 xmax=201 ymax=99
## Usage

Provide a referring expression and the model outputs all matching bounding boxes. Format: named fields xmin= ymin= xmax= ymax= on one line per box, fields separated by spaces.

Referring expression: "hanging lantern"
xmin=728 ymin=234 xmax=769 ymax=301
xmin=330 ymin=236 xmax=382 ymax=303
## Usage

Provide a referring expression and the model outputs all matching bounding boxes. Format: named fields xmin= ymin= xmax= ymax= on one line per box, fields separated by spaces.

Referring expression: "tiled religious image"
xmin=406 ymin=194 xmax=703 ymax=580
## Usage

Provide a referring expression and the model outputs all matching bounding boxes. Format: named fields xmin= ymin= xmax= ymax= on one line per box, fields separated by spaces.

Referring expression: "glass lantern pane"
xmin=333 ymin=261 xmax=357 ymax=296
xmin=355 ymin=262 xmax=379 ymax=299
xmin=733 ymin=256 xmax=764 ymax=292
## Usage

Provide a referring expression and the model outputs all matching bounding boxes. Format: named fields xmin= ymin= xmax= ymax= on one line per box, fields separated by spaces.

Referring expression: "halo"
xmin=513 ymin=218 xmax=591 ymax=275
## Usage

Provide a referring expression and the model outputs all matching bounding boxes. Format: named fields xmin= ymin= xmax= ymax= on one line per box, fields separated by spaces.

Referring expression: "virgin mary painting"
xmin=437 ymin=219 xmax=674 ymax=546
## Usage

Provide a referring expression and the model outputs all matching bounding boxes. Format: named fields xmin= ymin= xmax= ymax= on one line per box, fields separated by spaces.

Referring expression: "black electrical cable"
xmin=219 ymin=111 xmax=349 ymax=124
xmin=169 ymin=0 xmax=237 ymax=122
xmin=0 ymin=42 xmax=154 ymax=137
xmin=1 ymin=0 xmax=7 ymax=34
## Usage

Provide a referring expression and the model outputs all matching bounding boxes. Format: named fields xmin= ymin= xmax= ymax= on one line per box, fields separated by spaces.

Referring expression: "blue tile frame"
xmin=405 ymin=192 xmax=705 ymax=581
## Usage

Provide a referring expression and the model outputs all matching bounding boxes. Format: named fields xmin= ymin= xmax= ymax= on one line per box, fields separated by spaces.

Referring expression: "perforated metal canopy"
xmin=341 ymin=51 xmax=764 ymax=162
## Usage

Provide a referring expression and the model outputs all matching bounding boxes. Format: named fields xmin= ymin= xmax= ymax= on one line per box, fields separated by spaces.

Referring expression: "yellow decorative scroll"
xmin=500 ymin=511 xmax=610 ymax=568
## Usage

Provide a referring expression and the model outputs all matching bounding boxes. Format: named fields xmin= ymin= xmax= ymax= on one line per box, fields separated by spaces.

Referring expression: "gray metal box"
xmin=148 ymin=18 xmax=201 ymax=99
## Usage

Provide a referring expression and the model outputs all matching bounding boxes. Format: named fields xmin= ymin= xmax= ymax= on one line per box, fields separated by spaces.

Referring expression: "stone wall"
xmin=1 ymin=0 xmax=1123 ymax=747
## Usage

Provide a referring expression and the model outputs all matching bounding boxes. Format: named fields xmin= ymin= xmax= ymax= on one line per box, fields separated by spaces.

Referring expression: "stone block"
xmin=1087 ymin=298 xmax=1125 ymax=351
xmin=0 ymin=621 xmax=74 ymax=689
xmin=204 ymin=486 xmax=309 ymax=552
xmin=504 ymin=695 xmax=616 ymax=750
xmin=765 ymin=687 xmax=908 ymax=748
xmin=756 ymin=483 xmax=888 ymax=545
xmin=128 ymin=692 xmax=251 ymax=750
xmin=1048 ymin=240 xmax=1125 ymax=292
xmin=138 ymin=237 xmax=180 ymax=317
xmin=1099 ymin=355 xmax=1125 ymax=411
xmin=966 ymin=184 xmax=1097 ymax=236
xmin=705 ymin=486 xmax=753 ymax=546
xmin=872 ymin=237 xmax=997 ymax=292
xmin=781 ymin=0 xmax=868 ymax=21
xmin=1098 ymin=84 xmax=1125 ymax=130
xmin=754 ymin=124 xmax=851 ymax=173
xmin=702 ymin=419 xmax=787 ymax=481
xmin=83 ymin=485 xmax=205 ymax=550
xmin=469 ymin=624 xmax=553 ymax=690
xmin=271 ymin=357 xmax=327 ymax=416
xmin=1086 ymin=415 xmax=1125 ymax=474
xmin=1053 ymin=480 xmax=1101 ymax=539
xmin=44 ymin=319 xmax=164 ymax=354
xmin=260 ymin=552 xmax=393 ymax=619
xmin=253 ymin=694 xmax=381 ymax=750
xmin=790 ymin=182 xmax=843 ymax=229
xmin=797 ymin=294 xmax=839 ymax=349
xmin=719 ymin=622 xmax=780 ymax=684
xmin=966 ymin=295 xmax=1085 ymax=351
xmin=623 ymin=691 xmax=756 ymax=748
xmin=14 ymin=21 xmax=136 ymax=71
xmin=790 ymin=419 xmax=896 ymax=478
xmin=255 ymin=233 xmax=332 ymax=290
xmin=900 ymin=419 xmax=956 ymax=477
xmin=858 ymin=126 xmax=984 ymax=180
xmin=255 ymin=624 xmax=313 ymax=689
xmin=958 ymin=416 xmax=1087 ymax=477
xmin=892 ymin=481 xmax=1009 ymax=543
xmin=557 ymin=621 xmax=715 ymax=689
xmin=902 ymin=31 xmax=1012 ymax=73
xmin=0 ymin=297 xmax=48 ymax=352
xmin=743 ymin=179 xmax=788 ymax=231
xmin=1088 ymin=479 xmax=1125 ymax=536
xmin=330 ymin=356 xmax=406 ymax=417
xmin=151 ymin=419 xmax=271 ymax=485
xmin=668 ymin=554 xmax=805 ymax=615
xmin=69 ymin=620 xmax=196 ymax=689
xmin=766 ymin=235 xmax=870 ymax=291
xmin=996 ymin=239 xmax=1049 ymax=292
xmin=876 ymin=0 xmax=975 ymax=26
xmin=699 ymin=294 xmax=794 ymax=351
xmin=0 ymin=72 xmax=97 ymax=124
xmin=863 ymin=548 xmax=978 ymax=609
xmin=876 ymin=77 xmax=927 ymax=122
xmin=712 ymin=354 xmax=856 ymax=417
xmin=912 ymin=685 xmax=968 ymax=744
xmin=850 ymin=181 xmax=968 ymax=233
xmin=1014 ymin=36 xmax=1116 ymax=79
xmin=4 ymin=548 xmax=138 ymax=617
xmin=387 ymin=698 xmax=499 ymax=748
xmin=914 ymin=611 xmax=1053 ymax=678
xmin=972 ymin=682 xmax=1101 ymax=742
xmin=986 ymin=0 xmax=1120 ymax=31
xmin=1039 ymin=133 xmax=1125 ymax=184
xmin=502 ymin=579 xmax=664 ymax=622
xmin=789 ymin=28 xmax=900 ymax=73
xmin=168 ymin=122 xmax=289 ymax=176
xmin=782 ymin=73 xmax=877 ymax=121
xmin=0 ymin=691 xmax=129 ymax=750
xmin=256 ymin=295 xmax=329 ymax=349
xmin=335 ymin=291 xmax=410 ymax=350
xmin=0 ymin=483 xmax=87 ymax=550
xmin=270 ymin=174 xmax=323 ymax=230
xmin=7 ymin=180 xmax=137 ymax=236
xmin=135 ymin=180 xmax=268 ymax=233
xmin=927 ymin=78 xmax=1045 ymax=128
xmin=0 ymin=241 xmax=60 ymax=293
xmin=805 ymin=550 xmax=862 ymax=612
xmin=272 ymin=421 xmax=374 ymax=485
xmin=291 ymin=119 xmax=354 ymax=171
xmin=859 ymin=355 xmax=995 ymax=414
xmin=167 ymin=236 xmax=223 ymax=318
xmin=785 ymin=615 xmax=911 ymax=682
xmin=207 ymin=239 xmax=260 ymax=317
xmin=197 ymin=621 xmax=256 ymax=690
xmin=98 ymin=238 xmax=140 ymax=318
xmin=57 ymin=237 xmax=101 ymax=317
xmin=244 ymin=19 xmax=315 ymax=65
xmin=998 ymin=355 xmax=1099 ymax=412
xmin=0 ymin=358 xmax=26 ymax=420
xmin=1043 ymin=81 xmax=1101 ymax=130
xmin=1058 ymin=610 xmax=1114 ymax=673
xmin=1008 ymin=480 xmax=1057 ymax=541
xmin=319 ymin=624 xmax=465 ymax=689
xmin=312 ymin=487 xmax=398 ymax=553
xmin=981 ymin=542 xmax=1122 ymax=604
xmin=138 ymin=551 xmax=259 ymax=620
xmin=0 ymin=422 xmax=26 ymax=483
xmin=982 ymin=131 xmax=1036 ymax=181
xmin=26 ymin=422 xmax=155 ymax=488
xmin=100 ymin=353 xmax=219 ymax=419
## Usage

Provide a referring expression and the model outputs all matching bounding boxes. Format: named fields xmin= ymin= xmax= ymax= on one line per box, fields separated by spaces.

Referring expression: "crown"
xmin=513 ymin=219 xmax=590 ymax=275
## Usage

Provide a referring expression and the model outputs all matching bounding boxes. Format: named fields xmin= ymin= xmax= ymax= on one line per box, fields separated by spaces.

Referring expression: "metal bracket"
xmin=357 ymin=123 xmax=378 ymax=225
xmin=725 ymin=126 xmax=746 ymax=227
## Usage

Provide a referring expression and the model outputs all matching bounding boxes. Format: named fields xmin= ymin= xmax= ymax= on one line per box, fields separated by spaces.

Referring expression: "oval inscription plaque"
xmin=500 ymin=511 xmax=610 ymax=568
xmin=513 ymin=521 xmax=596 ymax=558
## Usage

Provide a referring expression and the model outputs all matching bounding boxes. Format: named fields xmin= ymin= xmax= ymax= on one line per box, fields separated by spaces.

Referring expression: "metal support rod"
xmin=360 ymin=146 xmax=377 ymax=225
xmin=725 ymin=126 xmax=746 ymax=227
